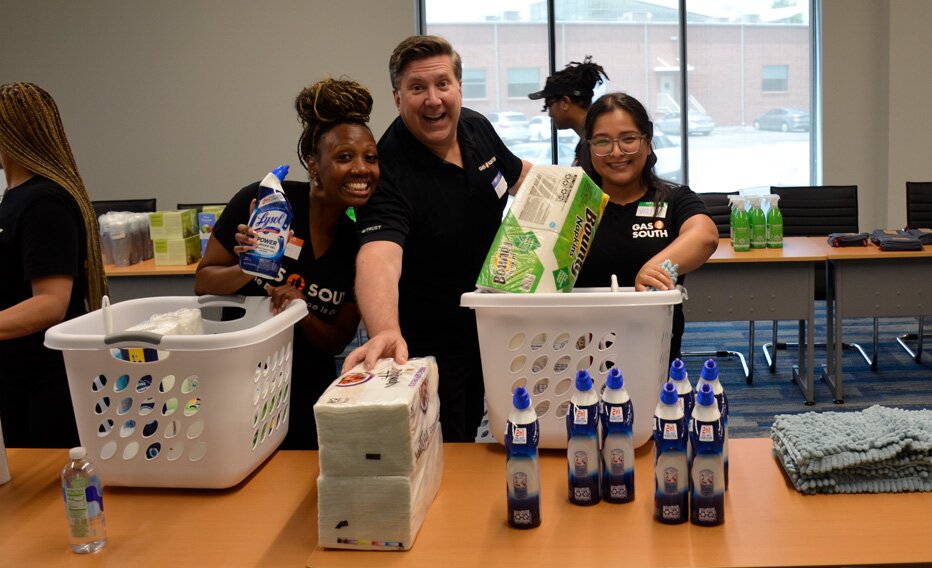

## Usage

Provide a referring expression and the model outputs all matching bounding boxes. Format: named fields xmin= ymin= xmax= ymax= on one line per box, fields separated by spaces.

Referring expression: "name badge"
xmin=284 ymin=235 xmax=303 ymax=259
xmin=492 ymin=171 xmax=508 ymax=199
xmin=636 ymin=201 xmax=668 ymax=218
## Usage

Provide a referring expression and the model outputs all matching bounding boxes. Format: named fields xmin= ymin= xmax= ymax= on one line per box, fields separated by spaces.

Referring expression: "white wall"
xmin=822 ymin=0 xmax=932 ymax=230
xmin=0 ymin=0 xmax=414 ymax=208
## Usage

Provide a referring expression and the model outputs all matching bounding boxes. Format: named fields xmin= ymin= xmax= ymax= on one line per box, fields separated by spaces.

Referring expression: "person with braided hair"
xmin=528 ymin=55 xmax=609 ymax=163
xmin=196 ymin=78 xmax=378 ymax=449
xmin=0 ymin=82 xmax=108 ymax=447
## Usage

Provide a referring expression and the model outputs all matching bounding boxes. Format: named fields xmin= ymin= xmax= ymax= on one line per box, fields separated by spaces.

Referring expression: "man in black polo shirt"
xmin=344 ymin=35 xmax=531 ymax=442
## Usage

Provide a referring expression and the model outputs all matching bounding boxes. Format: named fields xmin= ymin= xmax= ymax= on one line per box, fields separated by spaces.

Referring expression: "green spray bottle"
xmin=765 ymin=195 xmax=783 ymax=248
xmin=748 ymin=196 xmax=767 ymax=249
xmin=732 ymin=197 xmax=750 ymax=251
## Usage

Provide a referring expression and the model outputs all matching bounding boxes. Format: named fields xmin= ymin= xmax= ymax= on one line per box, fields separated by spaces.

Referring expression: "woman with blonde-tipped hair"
xmin=0 ymin=82 xmax=107 ymax=447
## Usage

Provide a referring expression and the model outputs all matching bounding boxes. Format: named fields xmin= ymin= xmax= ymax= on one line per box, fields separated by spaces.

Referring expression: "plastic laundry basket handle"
xmin=196 ymin=295 xmax=248 ymax=307
xmin=104 ymin=331 xmax=164 ymax=347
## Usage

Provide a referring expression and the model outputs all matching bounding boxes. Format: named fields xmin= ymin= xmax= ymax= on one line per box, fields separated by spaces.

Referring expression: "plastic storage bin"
xmin=44 ymin=295 xmax=307 ymax=488
xmin=462 ymin=287 xmax=682 ymax=449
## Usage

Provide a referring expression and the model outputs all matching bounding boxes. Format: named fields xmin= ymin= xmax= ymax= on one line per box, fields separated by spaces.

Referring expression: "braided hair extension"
xmin=295 ymin=78 xmax=373 ymax=170
xmin=0 ymin=82 xmax=108 ymax=310
xmin=549 ymin=56 xmax=609 ymax=108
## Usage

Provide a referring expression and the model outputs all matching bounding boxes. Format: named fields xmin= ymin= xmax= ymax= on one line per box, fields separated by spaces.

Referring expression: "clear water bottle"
xmin=239 ymin=164 xmax=292 ymax=280
xmin=668 ymin=358 xmax=694 ymax=422
xmin=696 ymin=359 xmax=729 ymax=490
xmin=566 ymin=369 xmax=600 ymax=506
xmin=61 ymin=447 xmax=107 ymax=553
xmin=653 ymin=382 xmax=688 ymax=524
xmin=600 ymin=367 xmax=634 ymax=503
xmin=689 ymin=383 xmax=726 ymax=526
xmin=505 ymin=386 xmax=541 ymax=528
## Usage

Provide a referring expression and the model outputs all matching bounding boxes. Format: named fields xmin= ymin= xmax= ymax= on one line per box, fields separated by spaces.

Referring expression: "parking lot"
xmin=660 ymin=127 xmax=811 ymax=193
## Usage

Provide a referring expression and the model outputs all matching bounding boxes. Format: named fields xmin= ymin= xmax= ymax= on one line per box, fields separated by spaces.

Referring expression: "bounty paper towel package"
xmin=476 ymin=165 xmax=608 ymax=293
xmin=317 ymin=426 xmax=443 ymax=551
xmin=314 ymin=357 xmax=440 ymax=477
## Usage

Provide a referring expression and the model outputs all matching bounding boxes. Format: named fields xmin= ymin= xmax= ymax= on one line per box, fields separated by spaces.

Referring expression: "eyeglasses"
xmin=588 ymin=134 xmax=646 ymax=157
xmin=541 ymin=97 xmax=559 ymax=113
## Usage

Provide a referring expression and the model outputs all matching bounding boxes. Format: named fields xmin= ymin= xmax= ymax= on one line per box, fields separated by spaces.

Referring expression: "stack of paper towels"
xmin=313 ymin=357 xmax=443 ymax=551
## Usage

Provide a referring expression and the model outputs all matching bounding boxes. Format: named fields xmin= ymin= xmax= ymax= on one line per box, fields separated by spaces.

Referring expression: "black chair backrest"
xmin=698 ymin=191 xmax=737 ymax=238
xmin=92 ymin=198 xmax=157 ymax=218
xmin=176 ymin=202 xmax=225 ymax=213
xmin=906 ymin=182 xmax=932 ymax=229
xmin=771 ymin=185 xmax=858 ymax=235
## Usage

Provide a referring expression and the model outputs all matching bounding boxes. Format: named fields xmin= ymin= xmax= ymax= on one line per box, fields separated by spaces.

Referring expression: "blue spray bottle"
xmin=566 ymin=369 xmax=600 ymax=505
xmin=696 ymin=358 xmax=729 ymax=490
xmin=239 ymin=164 xmax=292 ymax=280
xmin=505 ymin=387 xmax=541 ymax=528
xmin=653 ymin=381 xmax=688 ymax=524
xmin=600 ymin=367 xmax=635 ymax=503
xmin=689 ymin=383 xmax=726 ymax=526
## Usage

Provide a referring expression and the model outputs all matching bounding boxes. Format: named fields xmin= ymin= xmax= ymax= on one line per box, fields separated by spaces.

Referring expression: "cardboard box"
xmin=149 ymin=209 xmax=198 ymax=240
xmin=197 ymin=207 xmax=225 ymax=255
xmin=153 ymin=235 xmax=202 ymax=266
xmin=476 ymin=165 xmax=608 ymax=293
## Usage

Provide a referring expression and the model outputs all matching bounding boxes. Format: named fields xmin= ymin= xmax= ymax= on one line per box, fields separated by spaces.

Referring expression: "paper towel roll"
xmin=317 ymin=427 xmax=443 ymax=551
xmin=314 ymin=357 xmax=440 ymax=477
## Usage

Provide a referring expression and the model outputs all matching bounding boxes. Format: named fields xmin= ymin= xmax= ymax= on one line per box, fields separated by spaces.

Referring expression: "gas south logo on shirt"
xmin=255 ymin=271 xmax=346 ymax=317
xmin=632 ymin=219 xmax=669 ymax=239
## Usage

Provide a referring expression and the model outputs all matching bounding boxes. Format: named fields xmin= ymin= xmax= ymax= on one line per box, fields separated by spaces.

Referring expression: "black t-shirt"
xmin=0 ymin=176 xmax=88 ymax=387
xmin=211 ymin=180 xmax=359 ymax=448
xmin=356 ymin=108 xmax=523 ymax=352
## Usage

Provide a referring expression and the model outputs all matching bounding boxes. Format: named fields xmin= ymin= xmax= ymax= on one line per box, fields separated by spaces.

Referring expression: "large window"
xmin=424 ymin=0 xmax=815 ymax=191
xmin=463 ymin=68 xmax=488 ymax=100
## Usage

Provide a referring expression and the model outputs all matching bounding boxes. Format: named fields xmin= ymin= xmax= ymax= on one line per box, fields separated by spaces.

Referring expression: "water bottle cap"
xmin=512 ymin=386 xmax=530 ymax=410
xmin=69 ymin=447 xmax=86 ymax=460
xmin=660 ymin=381 xmax=679 ymax=405
xmin=701 ymin=358 xmax=719 ymax=381
xmin=606 ymin=367 xmax=623 ymax=389
xmin=271 ymin=164 xmax=290 ymax=182
xmin=669 ymin=358 xmax=686 ymax=381
xmin=696 ymin=382 xmax=715 ymax=406
xmin=575 ymin=369 xmax=593 ymax=391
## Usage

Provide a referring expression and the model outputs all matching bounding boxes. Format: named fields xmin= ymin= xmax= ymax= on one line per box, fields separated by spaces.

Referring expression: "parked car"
xmin=651 ymin=132 xmax=682 ymax=183
xmin=655 ymin=111 xmax=715 ymax=136
xmin=508 ymin=142 xmax=577 ymax=166
xmin=528 ymin=116 xmax=579 ymax=143
xmin=487 ymin=111 xmax=531 ymax=143
xmin=753 ymin=108 xmax=810 ymax=132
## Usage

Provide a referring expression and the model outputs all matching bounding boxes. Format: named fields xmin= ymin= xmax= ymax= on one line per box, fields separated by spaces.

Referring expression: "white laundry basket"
xmin=44 ymin=295 xmax=307 ymax=488
xmin=462 ymin=287 xmax=682 ymax=449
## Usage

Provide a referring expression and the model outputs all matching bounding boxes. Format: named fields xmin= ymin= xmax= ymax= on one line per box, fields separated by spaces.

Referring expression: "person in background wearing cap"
xmin=528 ymin=56 xmax=609 ymax=164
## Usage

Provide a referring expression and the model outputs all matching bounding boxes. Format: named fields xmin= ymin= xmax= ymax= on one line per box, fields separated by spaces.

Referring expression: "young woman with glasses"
xmin=576 ymin=92 xmax=719 ymax=360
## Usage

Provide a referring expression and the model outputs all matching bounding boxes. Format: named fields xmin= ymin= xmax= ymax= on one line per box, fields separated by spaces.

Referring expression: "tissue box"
xmin=153 ymin=235 xmax=201 ymax=266
xmin=476 ymin=165 xmax=609 ymax=293
xmin=314 ymin=357 xmax=439 ymax=477
xmin=317 ymin=427 xmax=443 ymax=551
xmin=149 ymin=209 xmax=198 ymax=239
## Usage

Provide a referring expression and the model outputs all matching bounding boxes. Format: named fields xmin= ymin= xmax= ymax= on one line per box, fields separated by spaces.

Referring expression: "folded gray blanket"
xmin=770 ymin=405 xmax=932 ymax=494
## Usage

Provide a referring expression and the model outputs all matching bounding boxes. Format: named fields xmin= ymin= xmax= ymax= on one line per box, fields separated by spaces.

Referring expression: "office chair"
xmin=681 ymin=192 xmax=753 ymax=381
xmin=92 ymin=198 xmax=157 ymax=218
xmin=763 ymin=185 xmax=877 ymax=371
xmin=176 ymin=202 xmax=225 ymax=213
xmin=896 ymin=181 xmax=932 ymax=361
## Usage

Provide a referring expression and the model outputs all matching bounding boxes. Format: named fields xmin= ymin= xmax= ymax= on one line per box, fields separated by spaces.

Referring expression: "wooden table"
xmin=3 ymin=440 xmax=930 ymax=567
xmin=683 ymin=237 xmax=825 ymax=402
xmin=822 ymin=243 xmax=932 ymax=401
xmin=104 ymin=259 xmax=198 ymax=302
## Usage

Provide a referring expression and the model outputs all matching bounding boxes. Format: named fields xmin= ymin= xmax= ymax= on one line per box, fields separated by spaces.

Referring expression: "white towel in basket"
xmin=317 ymin=426 xmax=443 ymax=551
xmin=314 ymin=357 xmax=440 ymax=477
